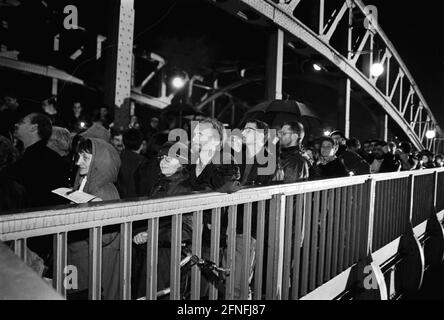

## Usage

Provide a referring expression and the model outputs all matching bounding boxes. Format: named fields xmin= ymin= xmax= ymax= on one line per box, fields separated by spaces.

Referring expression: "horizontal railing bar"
xmin=2 ymin=169 xmax=444 ymax=243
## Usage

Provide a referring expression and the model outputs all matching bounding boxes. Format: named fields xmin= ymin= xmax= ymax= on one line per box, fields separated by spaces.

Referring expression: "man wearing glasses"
xmin=276 ymin=121 xmax=310 ymax=182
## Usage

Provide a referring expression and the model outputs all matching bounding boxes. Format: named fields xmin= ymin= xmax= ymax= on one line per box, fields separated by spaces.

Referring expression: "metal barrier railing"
xmin=1 ymin=168 xmax=443 ymax=300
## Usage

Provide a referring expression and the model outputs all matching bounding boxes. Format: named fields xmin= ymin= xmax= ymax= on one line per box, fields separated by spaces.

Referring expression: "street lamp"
xmin=426 ymin=129 xmax=436 ymax=139
xmin=313 ymin=63 xmax=322 ymax=72
xmin=171 ymin=76 xmax=187 ymax=89
xmin=370 ymin=62 xmax=384 ymax=77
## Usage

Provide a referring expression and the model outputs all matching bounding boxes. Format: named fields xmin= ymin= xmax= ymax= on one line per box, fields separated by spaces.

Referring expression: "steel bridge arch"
xmin=209 ymin=0 xmax=441 ymax=151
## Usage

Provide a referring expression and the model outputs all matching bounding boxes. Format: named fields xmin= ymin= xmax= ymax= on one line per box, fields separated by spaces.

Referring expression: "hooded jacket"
xmin=73 ymin=138 xmax=120 ymax=201
xmin=68 ymin=138 xmax=121 ymax=300
xmin=80 ymin=122 xmax=111 ymax=143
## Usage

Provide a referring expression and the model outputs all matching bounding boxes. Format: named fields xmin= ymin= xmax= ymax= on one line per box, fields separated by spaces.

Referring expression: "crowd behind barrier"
xmin=1 ymin=93 xmax=443 ymax=299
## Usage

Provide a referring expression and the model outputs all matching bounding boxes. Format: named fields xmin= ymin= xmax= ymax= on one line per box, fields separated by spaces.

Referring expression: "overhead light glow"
xmin=370 ymin=62 xmax=384 ymax=77
xmin=313 ymin=63 xmax=322 ymax=71
xmin=323 ymin=130 xmax=331 ymax=136
xmin=171 ymin=76 xmax=186 ymax=89
xmin=426 ymin=129 xmax=436 ymax=139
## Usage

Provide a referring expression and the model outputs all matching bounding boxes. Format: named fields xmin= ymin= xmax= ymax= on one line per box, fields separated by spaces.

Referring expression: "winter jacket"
xmin=68 ymin=138 xmax=121 ymax=300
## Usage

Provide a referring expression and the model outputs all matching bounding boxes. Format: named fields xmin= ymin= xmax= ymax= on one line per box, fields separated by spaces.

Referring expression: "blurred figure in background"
xmin=396 ymin=141 xmax=417 ymax=171
xmin=370 ymin=141 xmax=400 ymax=173
xmin=417 ymin=150 xmax=435 ymax=169
xmin=67 ymin=101 xmax=90 ymax=133
xmin=330 ymin=130 xmax=347 ymax=157
xmin=359 ymin=139 xmax=374 ymax=164
xmin=434 ymin=154 xmax=444 ymax=168
xmin=47 ymin=126 xmax=72 ymax=162
xmin=340 ymin=138 xmax=370 ymax=175
xmin=313 ymin=136 xmax=348 ymax=179
xmin=0 ymin=92 xmax=21 ymax=140
xmin=117 ymin=128 xmax=151 ymax=199
xmin=111 ymin=128 xmax=125 ymax=155
xmin=0 ymin=136 xmax=27 ymax=212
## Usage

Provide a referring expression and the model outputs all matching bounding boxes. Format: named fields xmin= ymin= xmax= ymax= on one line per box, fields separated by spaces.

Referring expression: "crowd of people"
xmin=1 ymin=93 xmax=443 ymax=299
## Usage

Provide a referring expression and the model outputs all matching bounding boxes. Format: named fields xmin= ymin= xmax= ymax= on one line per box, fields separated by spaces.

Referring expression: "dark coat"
xmin=278 ymin=146 xmax=310 ymax=182
xmin=379 ymin=154 xmax=401 ymax=173
xmin=317 ymin=158 xmax=349 ymax=179
xmin=132 ymin=169 xmax=194 ymax=299
xmin=0 ymin=175 xmax=27 ymax=213
xmin=238 ymin=146 xmax=276 ymax=187
xmin=188 ymin=151 xmax=241 ymax=193
xmin=117 ymin=149 xmax=151 ymax=199
xmin=1 ymin=140 xmax=70 ymax=209
xmin=340 ymin=150 xmax=370 ymax=175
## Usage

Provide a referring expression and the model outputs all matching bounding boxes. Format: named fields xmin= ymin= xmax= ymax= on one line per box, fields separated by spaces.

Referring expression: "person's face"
xmin=4 ymin=96 xmax=19 ymax=110
xmin=151 ymin=118 xmax=159 ymax=128
xmin=436 ymin=157 xmax=443 ymax=166
xmin=14 ymin=115 xmax=36 ymax=142
xmin=73 ymin=102 xmax=82 ymax=115
xmin=363 ymin=143 xmax=372 ymax=153
xmin=159 ymin=155 xmax=181 ymax=177
xmin=112 ymin=134 xmax=124 ymax=153
xmin=141 ymin=140 xmax=148 ymax=153
xmin=320 ymin=141 xmax=334 ymax=157
xmin=242 ymin=122 xmax=265 ymax=147
xmin=331 ymin=134 xmax=343 ymax=145
xmin=76 ymin=151 xmax=92 ymax=176
xmin=421 ymin=155 xmax=430 ymax=164
xmin=192 ymin=122 xmax=220 ymax=151
xmin=278 ymin=124 xmax=296 ymax=148
xmin=100 ymin=108 xmax=108 ymax=118
xmin=374 ymin=145 xmax=385 ymax=159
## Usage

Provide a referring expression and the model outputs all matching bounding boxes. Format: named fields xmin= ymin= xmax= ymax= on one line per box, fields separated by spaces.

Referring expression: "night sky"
xmin=2 ymin=0 xmax=443 ymax=129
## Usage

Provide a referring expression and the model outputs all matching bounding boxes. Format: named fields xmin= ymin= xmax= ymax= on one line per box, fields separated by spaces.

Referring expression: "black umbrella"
xmin=246 ymin=99 xmax=319 ymax=118
xmin=243 ymin=99 xmax=323 ymax=140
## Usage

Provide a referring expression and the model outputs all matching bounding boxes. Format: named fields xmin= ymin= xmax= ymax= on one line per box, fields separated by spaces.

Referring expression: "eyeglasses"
xmin=278 ymin=130 xmax=293 ymax=136
xmin=158 ymin=154 xmax=188 ymax=162
xmin=242 ymin=127 xmax=257 ymax=133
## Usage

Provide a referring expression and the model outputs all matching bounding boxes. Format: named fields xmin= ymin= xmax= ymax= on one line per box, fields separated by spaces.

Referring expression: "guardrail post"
xmin=395 ymin=174 xmax=425 ymax=295
xmin=356 ymin=178 xmax=388 ymax=300
xmin=424 ymin=171 xmax=444 ymax=269
xmin=266 ymin=194 xmax=286 ymax=300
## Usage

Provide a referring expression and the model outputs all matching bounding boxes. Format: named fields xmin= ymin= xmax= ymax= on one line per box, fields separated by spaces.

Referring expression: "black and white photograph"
xmin=1 ymin=0 xmax=444 ymax=305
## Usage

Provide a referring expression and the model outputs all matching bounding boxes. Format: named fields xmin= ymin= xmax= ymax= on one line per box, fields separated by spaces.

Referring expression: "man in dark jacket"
xmin=3 ymin=113 xmax=70 ymax=263
xmin=276 ymin=121 xmax=309 ymax=182
xmin=117 ymin=128 xmax=151 ymax=199
xmin=370 ymin=141 xmax=401 ymax=173
xmin=5 ymin=113 xmax=70 ymax=208
xmin=340 ymin=138 xmax=370 ymax=175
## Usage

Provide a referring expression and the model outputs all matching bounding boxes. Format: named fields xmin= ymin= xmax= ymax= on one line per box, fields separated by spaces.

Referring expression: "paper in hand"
xmin=52 ymin=187 xmax=97 ymax=204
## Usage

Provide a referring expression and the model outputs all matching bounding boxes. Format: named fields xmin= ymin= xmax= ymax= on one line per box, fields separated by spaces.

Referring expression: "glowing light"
xmin=313 ymin=63 xmax=322 ymax=71
xmin=323 ymin=130 xmax=331 ymax=136
xmin=349 ymin=171 xmax=355 ymax=176
xmin=426 ymin=129 xmax=436 ymax=139
xmin=79 ymin=121 xmax=86 ymax=128
xmin=370 ymin=62 xmax=384 ymax=77
xmin=171 ymin=76 xmax=186 ymax=89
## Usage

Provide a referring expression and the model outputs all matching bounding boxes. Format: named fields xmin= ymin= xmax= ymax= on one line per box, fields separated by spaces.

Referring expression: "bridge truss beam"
xmin=210 ymin=0 xmax=441 ymax=151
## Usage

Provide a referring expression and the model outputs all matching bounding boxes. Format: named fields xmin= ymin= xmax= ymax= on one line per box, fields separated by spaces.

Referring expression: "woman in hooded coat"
xmin=67 ymin=137 xmax=121 ymax=300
